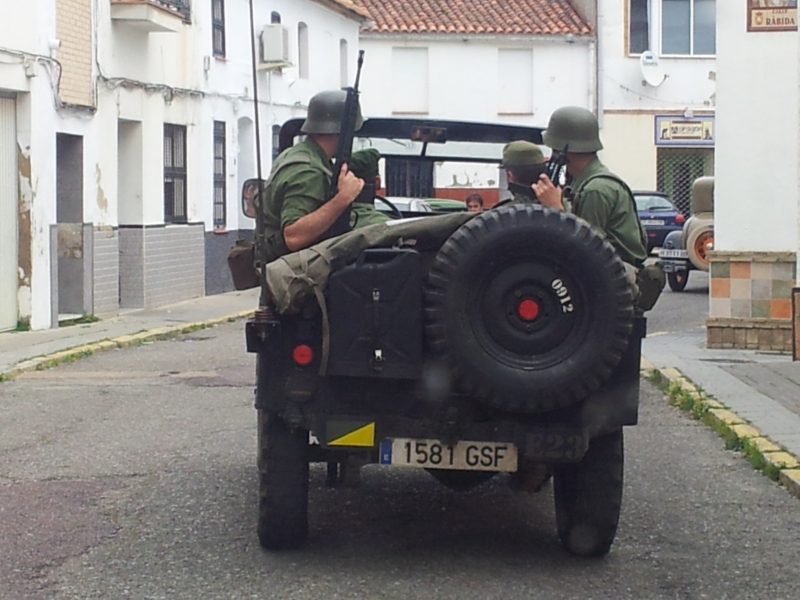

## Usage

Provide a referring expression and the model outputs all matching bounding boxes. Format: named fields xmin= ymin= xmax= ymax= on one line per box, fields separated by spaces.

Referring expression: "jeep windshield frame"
xmin=278 ymin=117 xmax=545 ymax=164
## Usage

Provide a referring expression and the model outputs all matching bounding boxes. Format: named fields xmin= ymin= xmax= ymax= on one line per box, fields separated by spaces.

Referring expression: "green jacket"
xmin=569 ymin=158 xmax=648 ymax=267
xmin=260 ymin=138 xmax=389 ymax=262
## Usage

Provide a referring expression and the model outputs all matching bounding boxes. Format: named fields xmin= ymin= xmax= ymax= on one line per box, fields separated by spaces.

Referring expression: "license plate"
xmin=380 ymin=438 xmax=518 ymax=472
xmin=659 ymin=249 xmax=688 ymax=259
xmin=641 ymin=219 xmax=665 ymax=226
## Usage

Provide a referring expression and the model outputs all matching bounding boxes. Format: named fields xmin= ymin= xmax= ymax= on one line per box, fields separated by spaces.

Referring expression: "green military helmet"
xmin=542 ymin=106 xmax=603 ymax=153
xmin=500 ymin=140 xmax=545 ymax=167
xmin=301 ymin=90 xmax=364 ymax=135
xmin=348 ymin=148 xmax=380 ymax=180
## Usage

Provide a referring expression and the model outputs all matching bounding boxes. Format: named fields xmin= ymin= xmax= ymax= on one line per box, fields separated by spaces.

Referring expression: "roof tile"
xmin=354 ymin=0 xmax=591 ymax=36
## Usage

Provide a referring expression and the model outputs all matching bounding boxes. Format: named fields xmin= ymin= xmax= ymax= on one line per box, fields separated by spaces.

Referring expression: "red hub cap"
xmin=517 ymin=298 xmax=540 ymax=321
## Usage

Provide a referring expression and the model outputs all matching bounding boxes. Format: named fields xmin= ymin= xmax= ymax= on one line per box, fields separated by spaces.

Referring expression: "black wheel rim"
xmin=467 ymin=252 xmax=591 ymax=370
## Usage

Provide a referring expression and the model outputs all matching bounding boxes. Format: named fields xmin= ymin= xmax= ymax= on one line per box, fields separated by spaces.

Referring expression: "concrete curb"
xmin=640 ymin=357 xmax=800 ymax=501
xmin=0 ymin=309 xmax=255 ymax=383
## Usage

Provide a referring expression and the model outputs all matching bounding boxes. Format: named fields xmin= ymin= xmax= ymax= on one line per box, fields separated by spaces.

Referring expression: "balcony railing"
xmin=154 ymin=0 xmax=191 ymax=21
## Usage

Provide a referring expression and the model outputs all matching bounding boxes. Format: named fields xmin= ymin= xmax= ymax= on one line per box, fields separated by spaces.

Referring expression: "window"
xmin=271 ymin=11 xmax=281 ymax=24
xmin=339 ymin=39 xmax=348 ymax=87
xmin=164 ymin=124 xmax=187 ymax=223
xmin=298 ymin=22 xmax=309 ymax=79
xmin=497 ymin=49 xmax=533 ymax=115
xmin=662 ymin=0 xmax=715 ymax=55
xmin=629 ymin=0 xmax=650 ymax=54
xmin=212 ymin=0 xmax=225 ymax=57
xmin=213 ymin=121 xmax=226 ymax=229
xmin=391 ymin=47 xmax=428 ymax=114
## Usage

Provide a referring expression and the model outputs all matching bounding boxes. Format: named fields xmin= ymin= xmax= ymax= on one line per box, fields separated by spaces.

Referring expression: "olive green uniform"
xmin=569 ymin=158 xmax=647 ymax=267
xmin=260 ymin=139 xmax=389 ymax=261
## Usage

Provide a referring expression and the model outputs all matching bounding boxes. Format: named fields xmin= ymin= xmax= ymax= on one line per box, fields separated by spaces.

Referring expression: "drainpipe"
xmin=595 ymin=3 xmax=604 ymax=128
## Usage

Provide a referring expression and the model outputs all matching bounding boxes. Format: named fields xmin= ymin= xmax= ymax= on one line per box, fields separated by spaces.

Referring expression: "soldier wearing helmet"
xmin=499 ymin=140 xmax=548 ymax=204
xmin=533 ymin=106 xmax=647 ymax=268
xmin=259 ymin=90 xmax=389 ymax=261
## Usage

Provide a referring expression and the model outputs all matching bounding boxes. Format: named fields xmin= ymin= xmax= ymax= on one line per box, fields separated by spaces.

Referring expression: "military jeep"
xmin=245 ymin=118 xmax=645 ymax=558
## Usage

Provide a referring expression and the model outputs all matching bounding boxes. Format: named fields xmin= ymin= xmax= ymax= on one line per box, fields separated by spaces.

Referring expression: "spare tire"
xmin=424 ymin=205 xmax=635 ymax=413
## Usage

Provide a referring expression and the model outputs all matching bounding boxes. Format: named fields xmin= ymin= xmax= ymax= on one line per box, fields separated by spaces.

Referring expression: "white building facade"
xmin=706 ymin=0 xmax=798 ymax=351
xmin=354 ymin=0 xmax=595 ymax=206
xmin=0 ymin=0 xmax=366 ymax=332
xmin=597 ymin=0 xmax=717 ymax=212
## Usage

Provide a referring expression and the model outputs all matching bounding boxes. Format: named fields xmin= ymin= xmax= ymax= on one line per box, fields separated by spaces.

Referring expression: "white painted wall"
xmin=600 ymin=112 xmax=659 ymax=190
xmin=715 ymin=1 xmax=797 ymax=252
xmin=1 ymin=0 xmax=363 ymax=329
xmin=598 ymin=0 xmax=717 ymax=187
xmin=359 ymin=35 xmax=593 ymax=127
xmin=600 ymin=0 xmax=716 ymax=112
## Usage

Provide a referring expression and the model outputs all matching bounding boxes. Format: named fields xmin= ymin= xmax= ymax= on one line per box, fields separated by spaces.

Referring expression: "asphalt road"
xmin=647 ymin=269 xmax=709 ymax=336
xmin=3 ymin=311 xmax=800 ymax=600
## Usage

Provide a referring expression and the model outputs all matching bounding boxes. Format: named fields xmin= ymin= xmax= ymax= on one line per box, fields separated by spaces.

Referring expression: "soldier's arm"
xmin=282 ymin=164 xmax=364 ymax=252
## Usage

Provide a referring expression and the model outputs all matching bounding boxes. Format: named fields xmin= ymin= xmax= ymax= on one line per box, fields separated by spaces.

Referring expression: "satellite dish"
xmin=640 ymin=51 xmax=667 ymax=87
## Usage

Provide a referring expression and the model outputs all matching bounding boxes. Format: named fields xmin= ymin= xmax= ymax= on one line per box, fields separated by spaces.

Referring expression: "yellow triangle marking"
xmin=329 ymin=423 xmax=375 ymax=447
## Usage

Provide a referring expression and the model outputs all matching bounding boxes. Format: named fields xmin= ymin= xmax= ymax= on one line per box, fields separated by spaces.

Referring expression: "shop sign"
xmin=654 ymin=115 xmax=715 ymax=147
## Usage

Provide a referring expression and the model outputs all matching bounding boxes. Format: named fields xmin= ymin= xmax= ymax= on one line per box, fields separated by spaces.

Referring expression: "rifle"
xmin=546 ymin=144 xmax=569 ymax=187
xmin=326 ymin=50 xmax=365 ymax=238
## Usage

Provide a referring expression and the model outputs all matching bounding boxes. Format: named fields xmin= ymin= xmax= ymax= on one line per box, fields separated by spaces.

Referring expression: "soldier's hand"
xmin=337 ymin=164 xmax=365 ymax=205
xmin=533 ymin=174 xmax=564 ymax=211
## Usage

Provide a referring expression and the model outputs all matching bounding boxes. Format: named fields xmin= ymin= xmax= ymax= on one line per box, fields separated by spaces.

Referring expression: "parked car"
xmin=633 ymin=191 xmax=685 ymax=253
xmin=658 ymin=177 xmax=714 ymax=292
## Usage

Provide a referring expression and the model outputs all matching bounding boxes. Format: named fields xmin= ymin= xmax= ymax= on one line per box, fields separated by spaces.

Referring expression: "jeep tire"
xmin=257 ymin=410 xmax=309 ymax=550
xmin=667 ymin=270 xmax=689 ymax=292
xmin=553 ymin=429 xmax=624 ymax=557
xmin=425 ymin=205 xmax=635 ymax=413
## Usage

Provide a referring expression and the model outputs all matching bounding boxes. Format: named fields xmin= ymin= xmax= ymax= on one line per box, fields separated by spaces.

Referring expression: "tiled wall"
xmin=119 ymin=225 xmax=205 ymax=309
xmin=707 ymin=252 xmax=796 ymax=351
xmin=93 ymin=227 xmax=119 ymax=317
xmin=56 ymin=0 xmax=93 ymax=107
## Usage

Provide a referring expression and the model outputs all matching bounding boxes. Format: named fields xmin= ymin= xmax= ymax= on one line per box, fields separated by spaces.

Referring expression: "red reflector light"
xmin=292 ymin=345 xmax=314 ymax=366
xmin=517 ymin=298 xmax=540 ymax=321
xmin=675 ymin=213 xmax=686 ymax=224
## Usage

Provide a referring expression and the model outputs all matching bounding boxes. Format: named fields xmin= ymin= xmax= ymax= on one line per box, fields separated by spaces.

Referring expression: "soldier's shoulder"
xmin=581 ymin=171 xmax=629 ymax=196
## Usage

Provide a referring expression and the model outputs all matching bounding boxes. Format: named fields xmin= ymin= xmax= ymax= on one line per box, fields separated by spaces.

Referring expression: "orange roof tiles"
xmin=316 ymin=0 xmax=372 ymax=20
xmin=354 ymin=0 xmax=592 ymax=36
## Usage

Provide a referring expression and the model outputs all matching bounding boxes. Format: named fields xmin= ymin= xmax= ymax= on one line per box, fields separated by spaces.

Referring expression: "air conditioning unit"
xmin=260 ymin=24 xmax=290 ymax=67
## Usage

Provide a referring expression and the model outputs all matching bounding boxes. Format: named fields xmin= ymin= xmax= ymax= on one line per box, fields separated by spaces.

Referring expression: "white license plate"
xmin=641 ymin=219 xmax=665 ymax=226
xmin=659 ymin=249 xmax=689 ymax=259
xmin=380 ymin=438 xmax=518 ymax=472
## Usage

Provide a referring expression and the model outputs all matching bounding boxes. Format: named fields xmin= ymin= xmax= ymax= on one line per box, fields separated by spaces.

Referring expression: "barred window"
xmin=212 ymin=0 xmax=225 ymax=57
xmin=164 ymin=124 xmax=187 ymax=224
xmin=213 ymin=121 xmax=227 ymax=229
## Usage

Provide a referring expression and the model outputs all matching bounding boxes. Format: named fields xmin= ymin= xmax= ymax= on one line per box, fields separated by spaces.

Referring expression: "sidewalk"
xmin=643 ymin=329 xmax=800 ymax=497
xmin=0 ymin=288 xmax=259 ymax=379
xmin=1 ymin=289 xmax=799 ymax=497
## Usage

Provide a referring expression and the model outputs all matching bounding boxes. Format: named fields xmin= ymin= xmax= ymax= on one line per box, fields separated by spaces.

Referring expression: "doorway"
xmin=56 ymin=132 xmax=86 ymax=320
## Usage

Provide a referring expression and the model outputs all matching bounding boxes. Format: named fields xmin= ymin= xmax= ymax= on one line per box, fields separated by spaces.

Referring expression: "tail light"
xmin=292 ymin=344 xmax=314 ymax=366
xmin=675 ymin=213 xmax=686 ymax=225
